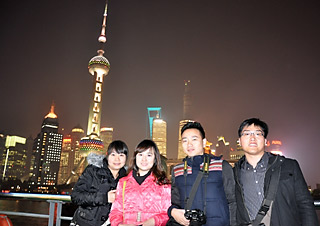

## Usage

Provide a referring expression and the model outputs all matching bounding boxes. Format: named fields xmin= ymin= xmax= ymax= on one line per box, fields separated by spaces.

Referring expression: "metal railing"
xmin=0 ymin=193 xmax=73 ymax=226
xmin=1 ymin=192 xmax=319 ymax=226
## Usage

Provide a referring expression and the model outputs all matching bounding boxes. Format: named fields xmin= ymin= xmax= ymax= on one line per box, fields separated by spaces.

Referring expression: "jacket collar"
xmin=184 ymin=154 xmax=221 ymax=168
xmin=236 ymin=152 xmax=284 ymax=169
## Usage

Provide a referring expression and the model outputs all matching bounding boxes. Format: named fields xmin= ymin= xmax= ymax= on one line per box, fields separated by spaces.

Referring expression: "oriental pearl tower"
xmin=79 ymin=1 xmax=110 ymax=161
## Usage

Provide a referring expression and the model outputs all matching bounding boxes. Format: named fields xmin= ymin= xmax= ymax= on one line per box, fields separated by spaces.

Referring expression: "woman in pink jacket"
xmin=109 ymin=139 xmax=171 ymax=226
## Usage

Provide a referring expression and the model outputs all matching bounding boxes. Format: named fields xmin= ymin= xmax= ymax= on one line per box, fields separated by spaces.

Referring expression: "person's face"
xmin=136 ymin=148 xmax=155 ymax=176
xmin=239 ymin=124 xmax=267 ymax=157
xmin=107 ymin=149 xmax=126 ymax=172
xmin=181 ymin=128 xmax=206 ymax=157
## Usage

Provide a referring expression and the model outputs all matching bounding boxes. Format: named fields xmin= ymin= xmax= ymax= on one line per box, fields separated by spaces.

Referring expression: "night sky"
xmin=1 ymin=1 xmax=320 ymax=187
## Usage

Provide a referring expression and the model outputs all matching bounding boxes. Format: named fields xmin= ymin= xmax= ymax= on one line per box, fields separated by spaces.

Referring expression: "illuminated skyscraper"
xmin=58 ymin=136 xmax=72 ymax=185
xmin=61 ymin=125 xmax=85 ymax=185
xmin=147 ymin=107 xmax=161 ymax=138
xmin=71 ymin=126 xmax=85 ymax=167
xmin=183 ymin=80 xmax=192 ymax=120
xmin=1 ymin=135 xmax=27 ymax=180
xmin=178 ymin=80 xmax=193 ymax=159
xmin=100 ymin=127 xmax=113 ymax=153
xmin=147 ymin=107 xmax=167 ymax=156
xmin=30 ymin=104 xmax=63 ymax=188
xmin=79 ymin=1 xmax=110 ymax=162
xmin=152 ymin=118 xmax=167 ymax=157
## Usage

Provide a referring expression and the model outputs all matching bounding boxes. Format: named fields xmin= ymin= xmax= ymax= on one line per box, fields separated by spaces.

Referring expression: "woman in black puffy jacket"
xmin=71 ymin=140 xmax=128 ymax=226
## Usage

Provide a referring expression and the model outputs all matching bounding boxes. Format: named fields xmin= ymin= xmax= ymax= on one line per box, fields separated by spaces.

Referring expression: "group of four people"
xmin=71 ymin=118 xmax=318 ymax=226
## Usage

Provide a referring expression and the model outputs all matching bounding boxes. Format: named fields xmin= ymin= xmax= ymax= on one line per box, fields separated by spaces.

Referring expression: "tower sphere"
xmin=88 ymin=54 xmax=110 ymax=75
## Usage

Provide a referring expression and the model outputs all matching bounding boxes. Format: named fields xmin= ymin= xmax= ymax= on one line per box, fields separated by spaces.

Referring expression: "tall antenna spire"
xmin=98 ymin=0 xmax=109 ymax=56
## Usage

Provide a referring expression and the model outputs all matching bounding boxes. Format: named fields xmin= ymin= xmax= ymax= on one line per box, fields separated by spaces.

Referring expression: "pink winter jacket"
xmin=109 ymin=171 xmax=171 ymax=226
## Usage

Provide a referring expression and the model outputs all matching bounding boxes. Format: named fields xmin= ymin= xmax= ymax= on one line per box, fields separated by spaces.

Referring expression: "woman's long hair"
xmin=129 ymin=139 xmax=169 ymax=185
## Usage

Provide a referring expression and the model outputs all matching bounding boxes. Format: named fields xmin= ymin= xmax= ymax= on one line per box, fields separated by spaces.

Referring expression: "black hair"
xmin=129 ymin=139 xmax=169 ymax=185
xmin=238 ymin=118 xmax=269 ymax=138
xmin=106 ymin=140 xmax=129 ymax=158
xmin=181 ymin=121 xmax=205 ymax=139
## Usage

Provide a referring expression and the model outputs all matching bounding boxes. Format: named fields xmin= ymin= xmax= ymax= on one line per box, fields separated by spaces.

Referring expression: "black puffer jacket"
xmin=71 ymin=153 xmax=126 ymax=226
xmin=234 ymin=153 xmax=318 ymax=226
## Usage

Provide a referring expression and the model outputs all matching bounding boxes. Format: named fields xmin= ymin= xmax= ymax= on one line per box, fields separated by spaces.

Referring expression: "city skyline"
xmin=1 ymin=0 xmax=320 ymax=187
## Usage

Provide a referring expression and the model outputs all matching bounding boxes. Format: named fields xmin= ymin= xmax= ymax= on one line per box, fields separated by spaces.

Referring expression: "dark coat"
xmin=71 ymin=153 xmax=126 ymax=226
xmin=234 ymin=153 xmax=318 ymax=226
xmin=168 ymin=154 xmax=237 ymax=226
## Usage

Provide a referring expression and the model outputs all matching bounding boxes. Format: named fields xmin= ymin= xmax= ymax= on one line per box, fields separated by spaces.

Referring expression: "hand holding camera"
xmin=184 ymin=209 xmax=206 ymax=226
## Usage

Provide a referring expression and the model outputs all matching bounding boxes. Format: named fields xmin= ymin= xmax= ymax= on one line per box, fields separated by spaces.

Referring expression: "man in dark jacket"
xmin=234 ymin=118 xmax=318 ymax=226
xmin=167 ymin=121 xmax=236 ymax=226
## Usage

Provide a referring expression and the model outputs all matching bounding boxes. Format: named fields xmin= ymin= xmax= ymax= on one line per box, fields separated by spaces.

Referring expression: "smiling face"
xmin=107 ymin=149 xmax=127 ymax=172
xmin=136 ymin=148 xmax=155 ymax=176
xmin=239 ymin=124 xmax=267 ymax=158
xmin=181 ymin=128 xmax=206 ymax=157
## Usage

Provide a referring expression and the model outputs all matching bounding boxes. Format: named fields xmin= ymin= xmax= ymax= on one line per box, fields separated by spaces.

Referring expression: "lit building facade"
xmin=1 ymin=135 xmax=27 ymax=180
xmin=71 ymin=126 xmax=85 ymax=169
xmin=152 ymin=118 xmax=167 ymax=157
xmin=229 ymin=140 xmax=245 ymax=165
xmin=147 ymin=107 xmax=167 ymax=157
xmin=57 ymin=136 xmax=71 ymax=185
xmin=30 ymin=105 xmax=63 ymax=188
xmin=58 ymin=125 xmax=85 ymax=185
xmin=100 ymin=127 xmax=113 ymax=153
xmin=147 ymin=107 xmax=161 ymax=138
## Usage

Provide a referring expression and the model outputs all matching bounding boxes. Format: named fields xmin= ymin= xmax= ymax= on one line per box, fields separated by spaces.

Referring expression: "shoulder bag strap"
xmin=122 ymin=181 xmax=126 ymax=222
xmin=251 ymin=158 xmax=282 ymax=226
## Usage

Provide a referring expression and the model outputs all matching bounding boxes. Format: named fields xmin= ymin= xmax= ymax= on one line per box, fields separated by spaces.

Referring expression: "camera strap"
xmin=184 ymin=154 xmax=210 ymax=212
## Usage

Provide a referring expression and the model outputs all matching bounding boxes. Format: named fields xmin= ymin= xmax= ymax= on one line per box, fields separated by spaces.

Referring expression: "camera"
xmin=184 ymin=209 xmax=206 ymax=226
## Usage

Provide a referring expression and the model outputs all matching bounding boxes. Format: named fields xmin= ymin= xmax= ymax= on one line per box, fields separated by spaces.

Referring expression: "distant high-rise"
xmin=215 ymin=136 xmax=231 ymax=159
xmin=1 ymin=135 xmax=27 ymax=180
xmin=182 ymin=80 xmax=192 ymax=120
xmin=100 ymin=127 xmax=113 ymax=153
xmin=152 ymin=118 xmax=167 ymax=157
xmin=178 ymin=80 xmax=193 ymax=159
xmin=60 ymin=125 xmax=85 ymax=185
xmin=229 ymin=140 xmax=244 ymax=161
xmin=30 ymin=104 xmax=63 ymax=188
xmin=71 ymin=126 xmax=85 ymax=168
xmin=24 ymin=136 xmax=34 ymax=178
xmin=79 ymin=1 xmax=111 ymax=160
xmin=58 ymin=136 xmax=72 ymax=185
xmin=147 ymin=107 xmax=161 ymax=138
xmin=147 ymin=107 xmax=167 ymax=157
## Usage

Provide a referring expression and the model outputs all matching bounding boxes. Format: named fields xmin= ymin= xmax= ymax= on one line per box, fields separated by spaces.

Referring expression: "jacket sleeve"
xmin=71 ymin=166 xmax=106 ymax=206
xmin=109 ymin=180 xmax=124 ymax=226
xmin=152 ymin=184 xmax=171 ymax=226
xmin=222 ymin=160 xmax=237 ymax=226
xmin=292 ymin=160 xmax=319 ymax=225
xmin=167 ymin=169 xmax=182 ymax=217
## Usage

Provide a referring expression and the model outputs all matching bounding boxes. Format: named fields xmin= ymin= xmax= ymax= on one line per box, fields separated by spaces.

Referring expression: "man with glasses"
xmin=234 ymin=118 xmax=318 ymax=225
